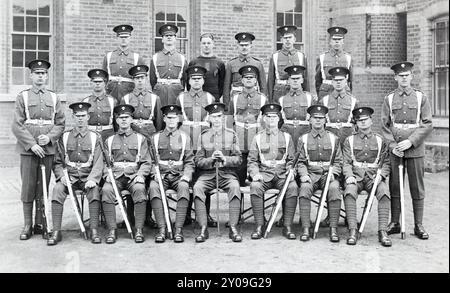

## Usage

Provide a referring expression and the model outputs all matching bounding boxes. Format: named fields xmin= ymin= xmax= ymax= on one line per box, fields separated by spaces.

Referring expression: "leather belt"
xmin=235 ymin=121 xmax=260 ymax=129
xmin=109 ymin=76 xmax=134 ymax=83
xmin=322 ymin=80 xmax=333 ymax=85
xmin=276 ymin=80 xmax=288 ymax=85
xmin=261 ymin=160 xmax=285 ymax=168
xmin=353 ymin=161 xmax=377 ymax=168
xmin=114 ymin=162 xmax=138 ymax=168
xmin=327 ymin=122 xmax=352 ymax=128
xmin=309 ymin=161 xmax=330 ymax=167
xmin=159 ymin=160 xmax=183 ymax=167
xmin=182 ymin=121 xmax=209 ymax=127
xmin=67 ymin=161 xmax=91 ymax=168
xmin=284 ymin=119 xmax=309 ymax=126
xmin=157 ymin=78 xmax=181 ymax=85
xmin=88 ymin=125 xmax=113 ymax=132
xmin=231 ymin=86 xmax=243 ymax=92
xmin=25 ymin=119 xmax=53 ymax=126
xmin=133 ymin=118 xmax=153 ymax=126
xmin=393 ymin=123 xmax=418 ymax=129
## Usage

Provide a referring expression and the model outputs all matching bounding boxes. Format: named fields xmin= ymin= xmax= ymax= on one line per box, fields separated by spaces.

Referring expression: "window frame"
xmin=9 ymin=0 xmax=53 ymax=93
xmin=275 ymin=0 xmax=305 ymax=51
xmin=432 ymin=16 xmax=449 ymax=118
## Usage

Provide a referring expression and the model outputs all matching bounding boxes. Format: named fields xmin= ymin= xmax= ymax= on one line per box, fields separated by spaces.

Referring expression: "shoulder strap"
xmin=348 ymin=135 xmax=355 ymax=162
xmin=346 ymin=54 xmax=351 ymax=68
xmin=255 ymin=133 xmax=266 ymax=162
xmin=233 ymin=94 xmax=239 ymax=120
xmin=347 ymin=96 xmax=357 ymax=123
xmin=322 ymin=94 xmax=329 ymax=107
xmin=375 ymin=135 xmax=383 ymax=164
xmin=22 ymin=91 xmax=30 ymax=120
xmin=415 ymin=91 xmax=423 ymax=124
xmin=150 ymin=94 xmax=157 ymax=119
xmin=107 ymin=136 xmax=114 ymax=159
xmin=62 ymin=132 xmax=71 ymax=164
xmin=50 ymin=92 xmax=57 ymax=122
xmin=178 ymin=55 xmax=186 ymax=80
xmin=297 ymin=52 xmax=305 ymax=66
xmin=153 ymin=133 xmax=160 ymax=154
xmin=279 ymin=96 xmax=286 ymax=120
xmin=178 ymin=93 xmax=189 ymax=121
xmin=87 ymin=131 xmax=97 ymax=163
xmin=106 ymin=52 xmax=112 ymax=76
xmin=108 ymin=96 xmax=115 ymax=124
xmin=133 ymin=53 xmax=139 ymax=66
xmin=179 ymin=131 xmax=187 ymax=161
xmin=319 ymin=53 xmax=326 ymax=80
xmin=123 ymin=94 xmax=130 ymax=104
xmin=329 ymin=132 xmax=336 ymax=157
xmin=301 ymin=133 xmax=309 ymax=161
xmin=273 ymin=52 xmax=280 ymax=80
xmin=135 ymin=133 xmax=143 ymax=163
xmin=305 ymin=93 xmax=312 ymax=120
xmin=153 ymin=54 xmax=160 ymax=80
xmin=282 ymin=132 xmax=290 ymax=161
xmin=387 ymin=93 xmax=395 ymax=122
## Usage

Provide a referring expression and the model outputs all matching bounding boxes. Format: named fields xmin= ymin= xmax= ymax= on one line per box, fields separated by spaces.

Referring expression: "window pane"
xmin=38 ymin=51 xmax=49 ymax=60
xmin=178 ymin=40 xmax=187 ymax=55
xmin=296 ymin=29 xmax=302 ymax=42
xmin=26 ymin=0 xmax=37 ymax=15
xmin=38 ymin=0 xmax=50 ymax=16
xmin=294 ymin=43 xmax=303 ymax=51
xmin=436 ymin=22 xmax=447 ymax=43
xmin=277 ymin=0 xmax=295 ymax=13
xmin=155 ymin=7 xmax=165 ymax=21
xmin=276 ymin=43 xmax=282 ymax=50
xmin=294 ymin=0 xmax=302 ymax=12
xmin=12 ymin=51 xmax=24 ymax=67
xmin=155 ymin=22 xmax=165 ymax=35
xmin=12 ymin=35 xmax=24 ymax=49
xmin=38 ymin=35 xmax=49 ymax=50
xmin=26 ymin=16 xmax=37 ymax=32
xmin=13 ymin=0 xmax=25 ymax=14
xmin=285 ymin=13 xmax=293 ymax=25
xmin=294 ymin=14 xmax=302 ymax=27
xmin=178 ymin=22 xmax=187 ymax=38
xmin=166 ymin=6 xmax=177 ymax=21
xmin=13 ymin=16 xmax=25 ymax=31
xmin=25 ymin=51 xmax=37 ymax=65
xmin=12 ymin=68 xmax=25 ymax=85
xmin=154 ymin=38 xmax=163 ymax=53
xmin=39 ymin=17 xmax=49 ymax=32
xmin=26 ymin=35 xmax=37 ymax=50
xmin=177 ymin=7 xmax=187 ymax=21
xmin=436 ymin=44 xmax=446 ymax=66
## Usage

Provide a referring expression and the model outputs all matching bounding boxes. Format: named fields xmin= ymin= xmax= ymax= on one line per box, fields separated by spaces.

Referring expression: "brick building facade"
xmin=0 ymin=0 xmax=448 ymax=171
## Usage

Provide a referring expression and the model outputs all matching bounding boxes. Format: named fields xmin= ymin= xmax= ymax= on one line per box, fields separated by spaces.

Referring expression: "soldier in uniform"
xmin=223 ymin=32 xmax=267 ymax=109
xmin=228 ymin=65 xmax=268 ymax=186
xmin=188 ymin=33 xmax=226 ymax=102
xmin=150 ymin=24 xmax=187 ymax=106
xmin=102 ymin=24 xmax=145 ymax=104
xmin=193 ymin=103 xmax=243 ymax=242
xmin=101 ymin=104 xmax=152 ymax=244
xmin=342 ymin=107 xmax=392 ymax=246
xmin=248 ymin=103 xmax=298 ymax=240
xmin=315 ymin=27 xmax=353 ymax=100
xmin=83 ymin=69 xmax=116 ymax=141
xmin=12 ymin=59 xmax=65 ymax=240
xmin=267 ymin=25 xmax=308 ymax=102
xmin=381 ymin=62 xmax=433 ymax=240
xmin=296 ymin=105 xmax=343 ymax=242
xmin=48 ymin=102 xmax=104 ymax=245
xmin=148 ymin=105 xmax=195 ymax=243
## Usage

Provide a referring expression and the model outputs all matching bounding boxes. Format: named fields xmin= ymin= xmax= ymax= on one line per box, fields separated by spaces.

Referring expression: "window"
xmin=276 ymin=0 xmax=304 ymax=51
xmin=432 ymin=17 xmax=449 ymax=117
xmin=154 ymin=0 xmax=189 ymax=56
xmin=11 ymin=0 xmax=52 ymax=86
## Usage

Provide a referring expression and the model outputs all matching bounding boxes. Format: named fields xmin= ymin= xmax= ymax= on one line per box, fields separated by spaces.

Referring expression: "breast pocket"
xmin=44 ymin=99 xmax=54 ymax=117
xmin=128 ymin=143 xmax=139 ymax=157
xmin=156 ymin=60 xmax=167 ymax=71
xmin=126 ymin=56 xmax=135 ymax=65
xmin=158 ymin=139 xmax=169 ymax=152
xmin=110 ymin=143 xmax=121 ymax=157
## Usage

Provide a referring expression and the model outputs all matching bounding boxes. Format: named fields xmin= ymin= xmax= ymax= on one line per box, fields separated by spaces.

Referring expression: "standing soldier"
xmin=267 ymin=25 xmax=308 ymax=102
xmin=223 ymin=32 xmax=267 ymax=109
xmin=148 ymin=105 xmax=195 ymax=243
xmin=102 ymin=24 xmax=145 ymax=104
xmin=247 ymin=103 xmax=298 ymax=240
xmin=83 ymin=69 xmax=116 ymax=141
xmin=150 ymin=24 xmax=187 ymax=107
xmin=296 ymin=105 xmax=343 ymax=242
xmin=193 ymin=103 xmax=243 ymax=242
xmin=12 ymin=59 xmax=65 ymax=240
xmin=101 ymin=105 xmax=152 ymax=244
xmin=48 ymin=102 xmax=104 ymax=245
xmin=381 ymin=62 xmax=433 ymax=240
xmin=188 ymin=33 xmax=226 ymax=102
xmin=315 ymin=27 xmax=353 ymax=100
xmin=228 ymin=65 xmax=268 ymax=185
xmin=342 ymin=107 xmax=392 ymax=246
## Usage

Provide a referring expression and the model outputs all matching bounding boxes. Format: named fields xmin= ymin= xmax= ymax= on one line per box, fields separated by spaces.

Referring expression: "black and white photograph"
xmin=0 ymin=0 xmax=448 ymax=276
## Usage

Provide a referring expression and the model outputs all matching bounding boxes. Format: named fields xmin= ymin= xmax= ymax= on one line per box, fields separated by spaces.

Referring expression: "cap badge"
xmin=167 ymin=26 xmax=171 ymax=29
xmin=38 ymin=62 xmax=42 ymax=65
xmin=214 ymin=105 xmax=218 ymax=109
xmin=336 ymin=68 xmax=340 ymax=72
xmin=122 ymin=26 xmax=125 ymax=30
xmin=79 ymin=104 xmax=83 ymax=108
xmin=170 ymin=106 xmax=174 ymax=110
xmin=194 ymin=68 xmax=198 ymax=72
xmin=137 ymin=67 xmax=140 ymax=70
xmin=401 ymin=63 xmax=405 ymax=68
xmin=359 ymin=109 xmax=363 ymax=113
xmin=270 ymin=105 xmax=274 ymax=109
xmin=293 ymin=68 xmax=297 ymax=72
xmin=318 ymin=106 xmax=321 ymax=110
xmin=242 ymin=34 xmax=246 ymax=39
xmin=96 ymin=71 xmax=99 ymax=74
xmin=248 ymin=68 xmax=251 ymax=71
xmin=121 ymin=106 xmax=125 ymax=110
xmin=335 ymin=28 xmax=339 ymax=32
xmin=285 ymin=27 xmax=288 ymax=31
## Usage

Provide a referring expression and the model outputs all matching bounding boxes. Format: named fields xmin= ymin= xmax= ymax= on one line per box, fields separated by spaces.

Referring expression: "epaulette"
xmin=229 ymin=56 xmax=239 ymax=61
xmin=413 ymin=88 xmax=424 ymax=94
xmin=200 ymin=128 xmax=211 ymax=135
xmin=251 ymin=56 xmax=261 ymax=61
xmin=87 ymin=129 xmax=102 ymax=137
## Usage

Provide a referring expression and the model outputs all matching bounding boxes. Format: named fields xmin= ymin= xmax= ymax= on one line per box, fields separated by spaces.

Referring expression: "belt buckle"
xmin=117 ymin=76 xmax=122 ymax=84
xmin=37 ymin=119 xmax=44 ymax=126
xmin=96 ymin=126 xmax=102 ymax=131
xmin=318 ymin=161 xmax=324 ymax=167
xmin=168 ymin=160 xmax=174 ymax=167
xmin=75 ymin=162 xmax=82 ymax=169
xmin=361 ymin=162 xmax=368 ymax=168
xmin=244 ymin=122 xmax=250 ymax=130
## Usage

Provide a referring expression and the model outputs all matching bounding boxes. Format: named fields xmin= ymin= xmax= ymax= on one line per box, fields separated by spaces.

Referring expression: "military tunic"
xmin=149 ymin=129 xmax=195 ymax=201
xmin=102 ymin=48 xmax=145 ymax=103
xmin=296 ymin=129 xmax=342 ymax=201
xmin=267 ymin=48 xmax=308 ymax=102
xmin=342 ymin=132 xmax=390 ymax=200
xmin=83 ymin=93 xmax=116 ymax=141
xmin=315 ymin=49 xmax=353 ymax=99
xmin=52 ymin=129 xmax=103 ymax=204
xmin=279 ymin=89 xmax=317 ymax=148
xmin=101 ymin=129 xmax=152 ymax=204
xmin=381 ymin=86 xmax=433 ymax=203
xmin=223 ymin=55 xmax=267 ymax=109
xmin=12 ymin=86 xmax=65 ymax=202
xmin=150 ymin=48 xmax=187 ymax=106
xmin=320 ymin=90 xmax=359 ymax=144
xmin=120 ymin=88 xmax=163 ymax=139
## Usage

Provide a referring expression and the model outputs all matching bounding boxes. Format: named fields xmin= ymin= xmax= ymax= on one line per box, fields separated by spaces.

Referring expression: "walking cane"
xmin=215 ymin=161 xmax=220 ymax=236
xmin=39 ymin=158 xmax=51 ymax=238
xmin=399 ymin=157 xmax=406 ymax=239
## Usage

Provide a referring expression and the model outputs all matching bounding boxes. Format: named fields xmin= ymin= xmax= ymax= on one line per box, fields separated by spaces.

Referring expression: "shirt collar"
xmin=116 ymin=47 xmax=129 ymax=56
xmin=93 ymin=92 xmax=105 ymax=100
xmin=290 ymin=88 xmax=304 ymax=96
xmin=31 ymin=86 xmax=46 ymax=94
xmin=281 ymin=47 xmax=297 ymax=55
xmin=331 ymin=90 xmax=347 ymax=99
xmin=358 ymin=131 xmax=374 ymax=139
xmin=73 ymin=128 xmax=88 ymax=137
xmin=243 ymin=87 xmax=256 ymax=97
xmin=265 ymin=128 xmax=279 ymax=136
xmin=239 ymin=55 xmax=250 ymax=62
xmin=189 ymin=89 xmax=204 ymax=98
xmin=162 ymin=48 xmax=176 ymax=55
xmin=133 ymin=88 xmax=146 ymax=96
xmin=397 ymin=86 xmax=413 ymax=96
xmin=117 ymin=128 xmax=134 ymax=136
xmin=330 ymin=48 xmax=343 ymax=57
xmin=311 ymin=128 xmax=326 ymax=138
xmin=163 ymin=128 xmax=178 ymax=137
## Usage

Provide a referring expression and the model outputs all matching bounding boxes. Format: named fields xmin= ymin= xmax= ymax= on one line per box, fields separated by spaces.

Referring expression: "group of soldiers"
xmin=12 ymin=23 xmax=433 ymax=247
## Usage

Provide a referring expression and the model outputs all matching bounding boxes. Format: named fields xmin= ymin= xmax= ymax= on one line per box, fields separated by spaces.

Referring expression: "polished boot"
xmin=145 ymin=217 xmax=158 ymax=229
xmin=184 ymin=215 xmax=194 ymax=226
xmin=282 ymin=226 xmax=296 ymax=240
xmin=134 ymin=228 xmax=145 ymax=243
xmin=300 ymin=227 xmax=310 ymax=242
xmin=378 ymin=230 xmax=392 ymax=247
xmin=33 ymin=224 xmax=44 ymax=235
xmin=346 ymin=228 xmax=357 ymax=245
xmin=414 ymin=224 xmax=429 ymax=240
xmin=229 ymin=226 xmax=242 ymax=242
xmin=386 ymin=222 xmax=401 ymax=235
xmin=207 ymin=214 xmax=218 ymax=228
xmin=174 ymin=227 xmax=184 ymax=243
xmin=19 ymin=225 xmax=33 ymax=240
xmin=105 ymin=229 xmax=117 ymax=244
xmin=329 ymin=227 xmax=340 ymax=242
xmin=275 ymin=217 xmax=284 ymax=227
xmin=155 ymin=227 xmax=166 ymax=243
xmin=251 ymin=225 xmax=264 ymax=240
xmin=195 ymin=226 xmax=209 ymax=243
xmin=47 ymin=230 xmax=62 ymax=246
xmin=90 ymin=229 xmax=101 ymax=244
xmin=320 ymin=215 xmax=330 ymax=227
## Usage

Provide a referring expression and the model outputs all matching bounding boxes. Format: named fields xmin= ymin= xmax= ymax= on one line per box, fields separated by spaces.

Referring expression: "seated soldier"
xmin=342 ymin=107 xmax=392 ymax=246
xmin=148 ymin=105 xmax=194 ymax=243
xmin=101 ymin=104 xmax=152 ymax=244
xmin=248 ymin=103 xmax=298 ymax=240
xmin=48 ymin=102 xmax=103 ymax=245
xmin=297 ymin=105 xmax=343 ymax=242
xmin=193 ymin=103 xmax=243 ymax=242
